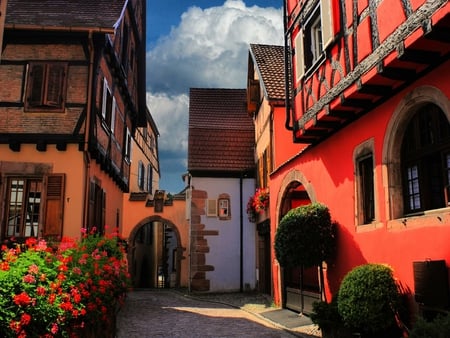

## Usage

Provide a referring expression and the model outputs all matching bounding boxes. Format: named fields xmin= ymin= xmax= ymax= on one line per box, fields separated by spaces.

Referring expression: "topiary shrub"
xmin=409 ymin=314 xmax=450 ymax=338
xmin=274 ymin=203 xmax=335 ymax=268
xmin=337 ymin=263 xmax=401 ymax=337
xmin=310 ymin=297 xmax=351 ymax=338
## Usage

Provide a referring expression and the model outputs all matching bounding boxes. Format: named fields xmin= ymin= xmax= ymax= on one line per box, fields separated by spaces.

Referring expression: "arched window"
xmin=401 ymin=103 xmax=450 ymax=214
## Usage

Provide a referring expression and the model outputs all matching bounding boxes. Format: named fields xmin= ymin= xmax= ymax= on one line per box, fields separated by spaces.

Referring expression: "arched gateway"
xmin=275 ymin=169 xmax=320 ymax=314
xmin=127 ymin=216 xmax=184 ymax=289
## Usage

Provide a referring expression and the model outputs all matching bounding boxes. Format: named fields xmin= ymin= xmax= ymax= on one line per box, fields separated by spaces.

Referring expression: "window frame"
xmin=294 ymin=0 xmax=333 ymax=81
xmin=125 ymin=128 xmax=132 ymax=163
xmin=137 ymin=161 xmax=145 ymax=190
xmin=147 ymin=164 xmax=153 ymax=193
xmin=3 ymin=174 xmax=65 ymax=239
xmin=101 ymin=79 xmax=116 ymax=132
xmin=25 ymin=62 xmax=68 ymax=112
xmin=354 ymin=139 xmax=377 ymax=227
xmin=400 ymin=104 xmax=450 ymax=214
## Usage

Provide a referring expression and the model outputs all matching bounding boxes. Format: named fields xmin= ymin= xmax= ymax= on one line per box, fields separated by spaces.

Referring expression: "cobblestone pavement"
xmin=116 ymin=289 xmax=321 ymax=338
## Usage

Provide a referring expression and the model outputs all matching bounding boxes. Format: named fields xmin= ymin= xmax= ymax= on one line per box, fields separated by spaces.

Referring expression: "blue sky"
xmin=146 ymin=0 xmax=283 ymax=194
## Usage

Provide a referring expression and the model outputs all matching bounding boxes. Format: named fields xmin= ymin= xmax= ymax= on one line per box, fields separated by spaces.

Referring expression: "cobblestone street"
xmin=116 ymin=290 xmax=316 ymax=338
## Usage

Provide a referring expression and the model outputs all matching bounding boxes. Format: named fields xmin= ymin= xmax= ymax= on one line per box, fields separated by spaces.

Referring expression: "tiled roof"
xmin=5 ymin=0 xmax=126 ymax=30
xmin=188 ymin=88 xmax=255 ymax=173
xmin=249 ymin=44 xmax=285 ymax=101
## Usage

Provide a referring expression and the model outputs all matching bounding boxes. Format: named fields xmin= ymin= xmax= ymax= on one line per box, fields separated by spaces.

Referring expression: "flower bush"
xmin=0 ymin=229 xmax=130 ymax=337
xmin=247 ymin=188 xmax=270 ymax=216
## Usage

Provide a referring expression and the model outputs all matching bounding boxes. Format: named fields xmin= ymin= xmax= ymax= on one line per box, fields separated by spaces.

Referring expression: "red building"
xmin=270 ymin=0 xmax=450 ymax=315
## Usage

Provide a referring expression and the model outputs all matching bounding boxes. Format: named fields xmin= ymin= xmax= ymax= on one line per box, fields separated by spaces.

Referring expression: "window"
xmin=138 ymin=161 xmax=145 ymax=190
xmin=218 ymin=193 xmax=231 ymax=220
xmin=4 ymin=174 xmax=65 ymax=238
xmin=25 ymin=62 xmax=68 ymax=111
xmin=304 ymin=10 xmax=322 ymax=69
xmin=358 ymin=155 xmax=375 ymax=224
xmin=294 ymin=0 xmax=333 ymax=80
xmin=88 ymin=180 xmax=105 ymax=234
xmin=354 ymin=139 xmax=376 ymax=226
xmin=125 ymin=128 xmax=132 ymax=161
xmin=121 ymin=23 xmax=129 ymax=73
xmin=101 ymin=79 xmax=116 ymax=132
xmin=401 ymin=104 xmax=450 ymax=213
xmin=147 ymin=164 xmax=153 ymax=193
xmin=218 ymin=198 xmax=230 ymax=219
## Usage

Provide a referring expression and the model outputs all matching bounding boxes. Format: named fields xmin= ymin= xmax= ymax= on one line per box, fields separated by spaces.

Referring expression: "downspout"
xmin=284 ymin=0 xmax=294 ymax=132
xmin=239 ymin=173 xmax=244 ymax=293
xmin=82 ymin=31 xmax=95 ymax=230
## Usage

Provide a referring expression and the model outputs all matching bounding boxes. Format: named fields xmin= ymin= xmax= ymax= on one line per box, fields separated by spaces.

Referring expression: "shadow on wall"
xmin=326 ymin=222 xmax=367 ymax=295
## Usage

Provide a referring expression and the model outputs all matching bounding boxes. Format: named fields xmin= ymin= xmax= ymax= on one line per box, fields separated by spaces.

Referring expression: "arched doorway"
xmin=127 ymin=216 xmax=182 ymax=289
xmin=277 ymin=171 xmax=320 ymax=314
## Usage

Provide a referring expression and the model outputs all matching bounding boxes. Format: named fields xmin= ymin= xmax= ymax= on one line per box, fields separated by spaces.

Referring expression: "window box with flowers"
xmin=247 ymin=188 xmax=269 ymax=222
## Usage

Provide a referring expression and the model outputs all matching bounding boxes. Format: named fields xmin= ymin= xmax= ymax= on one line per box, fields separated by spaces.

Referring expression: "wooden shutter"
xmin=247 ymin=79 xmax=260 ymax=113
xmin=88 ymin=181 xmax=96 ymax=230
xmin=206 ymin=199 xmax=217 ymax=217
xmin=28 ymin=63 xmax=44 ymax=106
xmin=320 ymin=0 xmax=334 ymax=49
xmin=294 ymin=30 xmax=305 ymax=81
xmin=45 ymin=64 xmax=66 ymax=107
xmin=43 ymin=174 xmax=65 ymax=237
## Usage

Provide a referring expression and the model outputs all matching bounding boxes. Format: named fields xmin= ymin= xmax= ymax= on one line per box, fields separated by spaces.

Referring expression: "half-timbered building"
xmin=269 ymin=0 xmax=450 ymax=316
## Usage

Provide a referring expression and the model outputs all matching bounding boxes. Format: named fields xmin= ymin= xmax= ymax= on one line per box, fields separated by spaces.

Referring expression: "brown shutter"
xmin=247 ymin=79 xmax=260 ymax=113
xmin=45 ymin=64 xmax=66 ymax=107
xmin=28 ymin=63 xmax=44 ymax=106
xmin=88 ymin=181 xmax=96 ymax=230
xmin=43 ymin=174 xmax=65 ymax=237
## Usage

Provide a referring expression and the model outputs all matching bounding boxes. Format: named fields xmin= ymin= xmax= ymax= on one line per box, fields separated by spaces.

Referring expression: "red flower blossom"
xmin=0 ymin=261 xmax=10 ymax=271
xmin=13 ymin=292 xmax=33 ymax=306
xmin=50 ymin=323 xmax=58 ymax=334
xmin=23 ymin=274 xmax=36 ymax=284
xmin=36 ymin=286 xmax=46 ymax=296
xmin=28 ymin=264 xmax=39 ymax=274
xmin=20 ymin=313 xmax=31 ymax=326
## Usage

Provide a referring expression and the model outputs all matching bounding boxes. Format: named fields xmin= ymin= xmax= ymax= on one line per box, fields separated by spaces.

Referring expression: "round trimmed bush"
xmin=337 ymin=263 xmax=401 ymax=335
xmin=274 ymin=203 xmax=335 ymax=268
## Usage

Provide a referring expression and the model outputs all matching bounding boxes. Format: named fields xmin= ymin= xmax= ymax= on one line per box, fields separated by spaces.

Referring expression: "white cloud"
xmin=147 ymin=92 xmax=189 ymax=153
xmin=146 ymin=0 xmax=283 ymax=192
xmin=147 ymin=0 xmax=283 ymax=94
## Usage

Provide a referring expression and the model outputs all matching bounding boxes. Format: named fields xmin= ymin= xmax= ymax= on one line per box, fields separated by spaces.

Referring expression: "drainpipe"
xmin=239 ymin=173 xmax=244 ymax=292
xmin=82 ymin=31 xmax=95 ymax=230
xmin=284 ymin=0 xmax=294 ymax=132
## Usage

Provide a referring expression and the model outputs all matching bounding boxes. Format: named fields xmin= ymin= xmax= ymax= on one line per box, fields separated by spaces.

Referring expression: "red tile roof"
xmin=249 ymin=44 xmax=286 ymax=101
xmin=188 ymin=88 xmax=255 ymax=174
xmin=5 ymin=0 xmax=126 ymax=30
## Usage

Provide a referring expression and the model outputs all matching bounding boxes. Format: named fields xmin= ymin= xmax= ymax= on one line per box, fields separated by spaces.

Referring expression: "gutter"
xmin=4 ymin=24 xmax=114 ymax=34
xmin=82 ymin=31 xmax=95 ymax=230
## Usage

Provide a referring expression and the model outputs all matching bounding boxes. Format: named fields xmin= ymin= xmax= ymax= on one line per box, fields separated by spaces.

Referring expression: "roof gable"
xmin=249 ymin=44 xmax=285 ymax=102
xmin=188 ymin=88 xmax=255 ymax=174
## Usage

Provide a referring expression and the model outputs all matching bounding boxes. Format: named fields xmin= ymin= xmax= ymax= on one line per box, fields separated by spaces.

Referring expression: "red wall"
xmin=270 ymin=59 xmax=450 ymax=304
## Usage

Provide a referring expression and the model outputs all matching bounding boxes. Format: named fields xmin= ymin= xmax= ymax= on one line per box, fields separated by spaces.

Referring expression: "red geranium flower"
xmin=13 ymin=292 xmax=33 ymax=306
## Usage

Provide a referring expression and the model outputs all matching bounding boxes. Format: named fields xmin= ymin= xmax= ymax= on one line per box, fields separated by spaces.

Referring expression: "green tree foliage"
xmin=337 ymin=263 xmax=401 ymax=335
xmin=274 ymin=203 xmax=335 ymax=268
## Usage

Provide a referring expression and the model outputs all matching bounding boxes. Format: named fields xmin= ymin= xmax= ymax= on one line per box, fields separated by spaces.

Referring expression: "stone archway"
xmin=275 ymin=169 xmax=320 ymax=314
xmin=127 ymin=216 xmax=183 ymax=289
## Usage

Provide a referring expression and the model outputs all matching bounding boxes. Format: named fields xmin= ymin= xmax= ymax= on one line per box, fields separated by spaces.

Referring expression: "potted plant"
xmin=253 ymin=188 xmax=269 ymax=213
